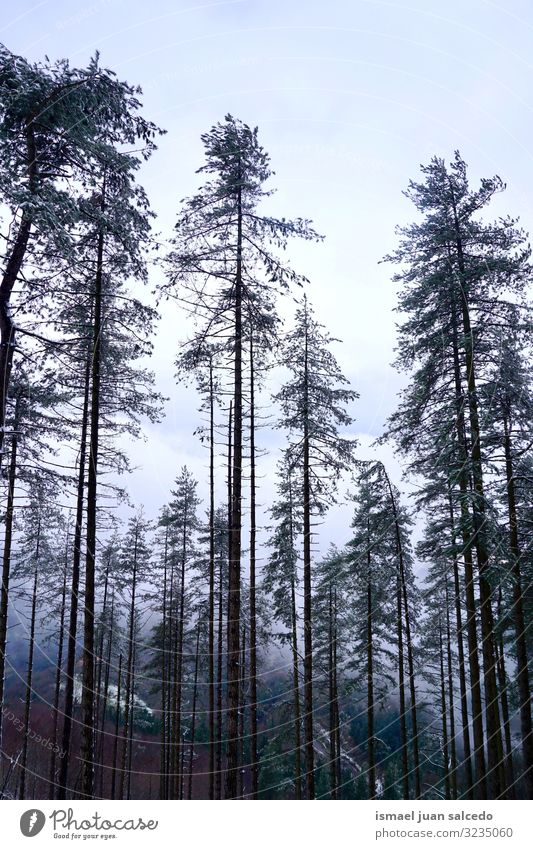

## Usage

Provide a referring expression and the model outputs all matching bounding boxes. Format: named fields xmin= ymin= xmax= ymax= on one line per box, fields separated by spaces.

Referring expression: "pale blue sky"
xmin=2 ymin=0 xmax=533 ymax=534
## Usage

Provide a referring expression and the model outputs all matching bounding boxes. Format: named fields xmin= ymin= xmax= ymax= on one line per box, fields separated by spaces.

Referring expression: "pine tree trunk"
xmin=19 ymin=561 xmax=39 ymax=800
xmin=450 ymin=195 xmax=504 ymax=798
xmin=58 ymin=345 xmax=91 ymax=800
xmin=170 ymin=563 xmax=179 ymax=798
xmin=238 ymin=624 xmax=246 ymax=798
xmin=447 ymin=493 xmax=474 ymax=799
xmin=208 ymin=358 xmax=216 ymax=800
xmin=502 ymin=416 xmax=533 ymax=797
xmin=126 ymin=636 xmax=136 ymax=801
xmin=93 ymin=563 xmax=109 ymax=792
xmin=496 ymin=586 xmax=515 ymax=798
xmin=174 ymin=515 xmax=188 ymax=799
xmin=0 ymin=118 xmax=37 ymax=459
xmin=444 ymin=578 xmax=458 ymax=799
xmin=381 ymin=467 xmax=420 ymax=798
xmin=187 ymin=623 xmax=201 ymax=800
xmin=396 ymin=572 xmax=409 ymax=799
xmin=291 ymin=575 xmax=302 ymax=800
xmin=110 ymin=652 xmax=122 ymax=801
xmin=216 ymin=401 xmax=232 ymax=799
xmin=0 ymin=218 xmax=29 ymax=458
xmin=0 ymin=398 xmax=20 ymax=768
xmin=333 ymin=596 xmax=341 ymax=794
xmin=450 ymin=306 xmax=487 ymax=798
xmin=226 ymin=175 xmax=243 ymax=800
xmin=302 ymin=307 xmax=315 ymax=799
xmin=119 ymin=528 xmax=138 ymax=800
xmin=97 ymin=591 xmax=114 ymax=798
xmin=400 ymin=542 xmax=421 ymax=799
xmin=496 ymin=633 xmax=515 ymax=799
xmin=439 ymin=617 xmax=451 ymax=800
xmin=366 ymin=532 xmax=375 ymax=800
xmin=216 ymin=547 xmax=224 ymax=799
xmin=49 ymin=557 xmax=68 ymax=799
xmin=119 ymin=654 xmax=132 ymax=801
xmin=166 ymin=559 xmax=175 ymax=797
xmin=328 ymin=585 xmax=337 ymax=799
xmin=160 ymin=530 xmax=168 ymax=800
xmin=81 ymin=188 xmax=106 ymax=798
xmin=248 ymin=334 xmax=259 ymax=798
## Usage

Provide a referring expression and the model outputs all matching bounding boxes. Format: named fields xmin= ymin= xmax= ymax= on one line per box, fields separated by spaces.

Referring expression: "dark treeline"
xmin=0 ymin=46 xmax=531 ymax=801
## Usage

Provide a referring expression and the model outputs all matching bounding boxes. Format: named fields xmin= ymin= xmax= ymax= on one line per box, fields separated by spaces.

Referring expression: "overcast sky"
xmin=3 ymin=0 xmax=533 ymax=549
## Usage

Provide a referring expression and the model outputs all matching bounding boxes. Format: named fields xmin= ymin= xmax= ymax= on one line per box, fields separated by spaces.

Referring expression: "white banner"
xmin=0 ymin=801 xmax=531 ymax=848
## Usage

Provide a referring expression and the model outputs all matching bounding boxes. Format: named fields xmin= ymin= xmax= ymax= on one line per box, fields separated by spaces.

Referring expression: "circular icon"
xmin=20 ymin=810 xmax=46 ymax=837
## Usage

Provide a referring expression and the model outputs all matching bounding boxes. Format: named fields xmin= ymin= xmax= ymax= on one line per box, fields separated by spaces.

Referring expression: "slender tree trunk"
xmin=81 ymin=182 xmax=106 ymax=798
xmin=58 ymin=344 xmax=91 ymax=800
xmin=166 ymin=559 xmax=175 ymax=797
xmin=366 ymin=532 xmax=375 ymax=800
xmin=119 ymin=648 xmax=133 ymax=800
xmin=0 ymin=399 xmax=20 ymax=768
xmin=396 ymin=571 xmax=409 ymax=799
xmin=287 ymin=470 xmax=302 ymax=800
xmin=290 ymin=575 xmax=302 ymax=800
xmin=328 ymin=585 xmax=337 ymax=799
xmin=502 ymin=416 xmax=533 ymax=797
xmin=447 ymin=493 xmax=474 ymax=799
xmin=439 ymin=617 xmax=451 ymax=801
xmin=302 ymin=306 xmax=315 ymax=799
xmin=97 ymin=591 xmax=114 ymax=798
xmin=174 ymin=513 xmax=188 ymax=799
xmin=450 ymin=304 xmax=487 ymax=798
xmin=160 ymin=529 xmax=168 ymax=801
xmin=187 ymin=623 xmax=201 ymax=800
xmin=179 ymin=727 xmax=186 ymax=801
xmin=496 ymin=634 xmax=515 ymax=799
xmin=450 ymin=195 xmax=504 ymax=798
xmin=0 ymin=118 xmax=37 ymax=459
xmin=444 ymin=578 xmax=458 ymax=799
xmin=248 ymin=334 xmax=259 ymax=798
xmin=459 ymin=514 xmax=487 ymax=799
xmin=226 ymin=175 xmax=243 ymax=800
xmin=216 ymin=402 xmax=232 ymax=799
xmin=93 ymin=563 xmax=109 ymax=792
xmin=170 ymin=561 xmax=179 ymax=799
xmin=119 ymin=528 xmax=138 ymax=800
xmin=110 ymin=652 xmax=122 ymax=801
xmin=333 ymin=599 xmax=341 ymax=795
xmin=238 ymin=624 xmax=246 ymax=798
xmin=126 ymin=634 xmax=136 ymax=801
xmin=49 ymin=556 xmax=68 ymax=798
xmin=0 ymin=216 xmax=29 ymax=458
xmin=400 ymin=555 xmax=420 ymax=798
xmin=19 ymin=561 xmax=39 ymax=800
xmin=496 ymin=587 xmax=515 ymax=798
xmin=208 ymin=358 xmax=216 ymax=800
xmin=216 ymin=548 xmax=224 ymax=799
xmin=381 ymin=466 xmax=420 ymax=798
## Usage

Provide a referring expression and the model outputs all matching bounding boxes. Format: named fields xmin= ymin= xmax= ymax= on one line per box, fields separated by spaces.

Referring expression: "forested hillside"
xmin=0 ymin=45 xmax=531 ymax=802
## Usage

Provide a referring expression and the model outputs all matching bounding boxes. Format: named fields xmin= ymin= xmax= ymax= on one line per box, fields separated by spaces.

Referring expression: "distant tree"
xmin=263 ymin=462 xmax=303 ymax=797
xmin=346 ymin=465 xmax=399 ymax=799
xmin=0 ymin=368 xmax=67 ymax=768
xmin=275 ymin=296 xmax=357 ymax=798
xmin=164 ymin=115 xmax=321 ymax=797
xmin=10 ymin=483 xmax=65 ymax=798
xmin=115 ymin=512 xmax=152 ymax=800
xmin=384 ymin=152 xmax=532 ymax=798
xmin=480 ymin=335 xmax=533 ymax=796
